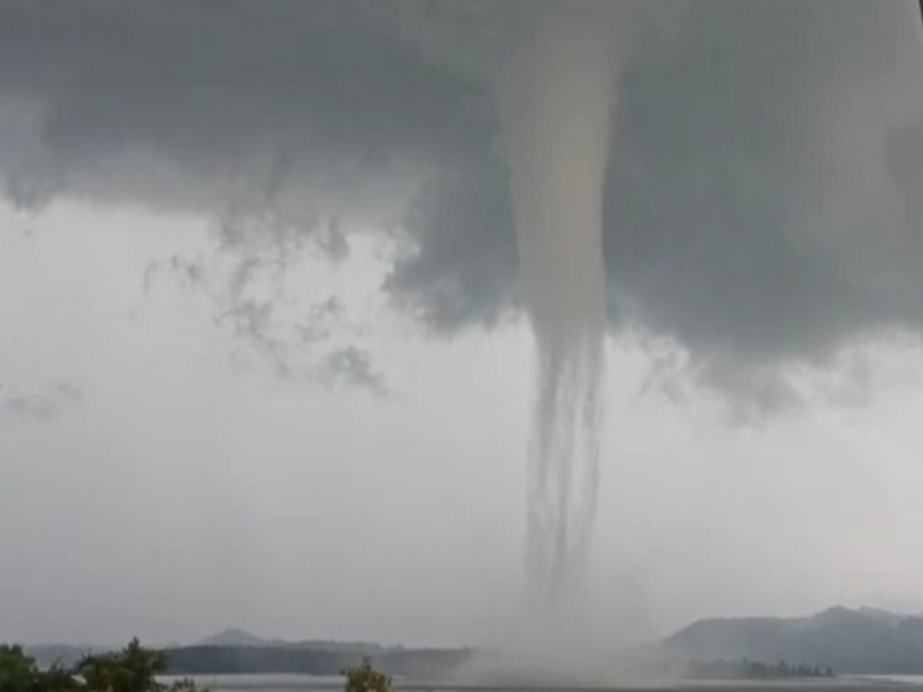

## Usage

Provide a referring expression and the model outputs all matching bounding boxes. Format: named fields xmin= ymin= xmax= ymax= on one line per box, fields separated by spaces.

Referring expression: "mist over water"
xmin=502 ymin=5 xmax=618 ymax=616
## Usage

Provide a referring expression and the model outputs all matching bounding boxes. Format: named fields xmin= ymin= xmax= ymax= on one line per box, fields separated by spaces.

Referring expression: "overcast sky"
xmin=2 ymin=0 xmax=923 ymax=648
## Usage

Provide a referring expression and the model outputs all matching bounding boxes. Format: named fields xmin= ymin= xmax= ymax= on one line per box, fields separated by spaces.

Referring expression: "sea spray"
xmin=501 ymin=3 xmax=618 ymax=612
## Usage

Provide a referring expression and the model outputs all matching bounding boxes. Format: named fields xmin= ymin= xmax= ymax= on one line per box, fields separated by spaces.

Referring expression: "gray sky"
xmin=2 ymin=0 xmax=923 ymax=648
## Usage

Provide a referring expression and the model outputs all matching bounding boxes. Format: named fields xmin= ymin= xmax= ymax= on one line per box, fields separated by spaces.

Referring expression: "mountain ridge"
xmin=196 ymin=629 xmax=403 ymax=654
xmin=22 ymin=605 xmax=923 ymax=675
xmin=664 ymin=605 xmax=923 ymax=674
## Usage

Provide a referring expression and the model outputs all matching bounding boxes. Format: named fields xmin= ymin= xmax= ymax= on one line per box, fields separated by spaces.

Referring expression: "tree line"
xmin=160 ymin=645 xmax=470 ymax=678
xmin=0 ymin=639 xmax=199 ymax=692
xmin=687 ymin=658 xmax=835 ymax=680
xmin=2 ymin=641 xmax=395 ymax=692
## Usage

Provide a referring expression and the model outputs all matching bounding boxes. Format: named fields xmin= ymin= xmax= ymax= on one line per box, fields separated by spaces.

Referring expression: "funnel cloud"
xmin=502 ymin=3 xmax=616 ymax=609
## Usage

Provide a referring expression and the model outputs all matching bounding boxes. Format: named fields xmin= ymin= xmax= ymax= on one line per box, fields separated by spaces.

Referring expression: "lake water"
xmin=157 ymin=674 xmax=923 ymax=692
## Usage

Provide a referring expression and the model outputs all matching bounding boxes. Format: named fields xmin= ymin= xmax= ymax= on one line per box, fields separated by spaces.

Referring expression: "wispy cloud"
xmin=1 ymin=381 xmax=84 ymax=423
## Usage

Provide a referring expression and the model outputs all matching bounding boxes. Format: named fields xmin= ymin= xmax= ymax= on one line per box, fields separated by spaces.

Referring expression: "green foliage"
xmin=341 ymin=658 xmax=392 ymax=692
xmin=78 ymin=638 xmax=167 ymax=692
xmin=0 ymin=645 xmax=38 ymax=692
xmin=0 ymin=640 xmax=202 ymax=692
xmin=29 ymin=665 xmax=82 ymax=692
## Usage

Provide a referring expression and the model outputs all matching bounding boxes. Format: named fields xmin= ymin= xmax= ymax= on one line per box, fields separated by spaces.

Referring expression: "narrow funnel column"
xmin=502 ymin=6 xmax=618 ymax=612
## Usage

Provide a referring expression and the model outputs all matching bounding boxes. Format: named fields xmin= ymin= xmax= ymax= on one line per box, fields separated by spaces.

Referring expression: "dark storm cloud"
xmin=0 ymin=0 xmax=495 ymax=218
xmin=604 ymin=1 xmax=923 ymax=390
xmin=386 ymin=161 xmax=520 ymax=333
xmin=3 ymin=0 xmax=923 ymax=404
